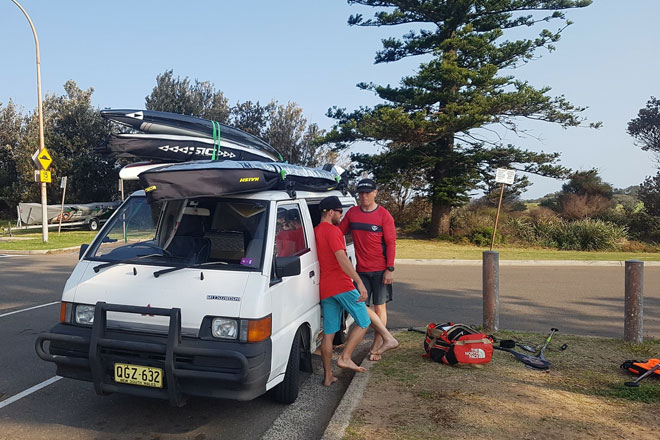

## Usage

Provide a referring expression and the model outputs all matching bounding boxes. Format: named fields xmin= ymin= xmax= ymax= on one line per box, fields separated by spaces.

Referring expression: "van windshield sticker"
xmin=206 ymin=295 xmax=241 ymax=302
xmin=240 ymin=258 xmax=254 ymax=266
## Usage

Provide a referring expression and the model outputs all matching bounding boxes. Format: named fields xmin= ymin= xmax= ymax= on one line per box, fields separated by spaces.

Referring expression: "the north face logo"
xmin=466 ymin=348 xmax=486 ymax=359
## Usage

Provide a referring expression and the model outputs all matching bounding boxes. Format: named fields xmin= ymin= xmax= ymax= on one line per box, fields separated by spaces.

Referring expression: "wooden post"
xmin=483 ymin=251 xmax=499 ymax=332
xmin=490 ymin=183 xmax=505 ymax=251
xmin=624 ymin=260 xmax=644 ymax=343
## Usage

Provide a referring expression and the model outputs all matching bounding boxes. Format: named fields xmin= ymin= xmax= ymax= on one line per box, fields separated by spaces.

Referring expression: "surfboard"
xmin=107 ymin=133 xmax=280 ymax=163
xmin=138 ymin=160 xmax=344 ymax=202
xmin=100 ymin=109 xmax=283 ymax=162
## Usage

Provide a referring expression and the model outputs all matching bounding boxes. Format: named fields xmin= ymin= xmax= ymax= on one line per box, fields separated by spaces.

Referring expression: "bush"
xmin=559 ymin=193 xmax=613 ymax=220
xmin=469 ymin=226 xmax=501 ymax=247
xmin=547 ymin=219 xmax=627 ymax=251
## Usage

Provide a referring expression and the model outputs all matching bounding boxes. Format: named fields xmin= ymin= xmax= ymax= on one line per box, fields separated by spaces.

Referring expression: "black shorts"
xmin=358 ymin=271 xmax=393 ymax=306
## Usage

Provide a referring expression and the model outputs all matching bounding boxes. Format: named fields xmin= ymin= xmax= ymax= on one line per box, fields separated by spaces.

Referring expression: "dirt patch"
xmin=345 ymin=330 xmax=660 ymax=439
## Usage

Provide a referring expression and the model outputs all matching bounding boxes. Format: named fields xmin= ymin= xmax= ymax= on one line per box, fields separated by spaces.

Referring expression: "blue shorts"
xmin=321 ymin=289 xmax=371 ymax=334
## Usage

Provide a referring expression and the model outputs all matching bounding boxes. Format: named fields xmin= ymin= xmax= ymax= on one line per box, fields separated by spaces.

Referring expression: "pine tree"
xmin=328 ymin=0 xmax=595 ymax=236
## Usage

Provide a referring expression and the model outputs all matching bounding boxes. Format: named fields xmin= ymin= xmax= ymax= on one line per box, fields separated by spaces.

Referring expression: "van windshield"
xmin=88 ymin=196 xmax=268 ymax=271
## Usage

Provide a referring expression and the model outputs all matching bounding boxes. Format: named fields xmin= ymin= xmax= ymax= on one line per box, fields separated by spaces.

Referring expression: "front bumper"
xmin=35 ymin=302 xmax=271 ymax=406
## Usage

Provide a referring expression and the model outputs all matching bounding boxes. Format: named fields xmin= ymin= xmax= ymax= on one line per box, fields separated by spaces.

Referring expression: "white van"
xmin=36 ymin=161 xmax=356 ymax=406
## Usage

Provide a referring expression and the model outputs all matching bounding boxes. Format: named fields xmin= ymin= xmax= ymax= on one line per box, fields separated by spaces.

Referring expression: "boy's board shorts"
xmin=321 ymin=289 xmax=371 ymax=334
xmin=358 ymin=270 xmax=393 ymax=306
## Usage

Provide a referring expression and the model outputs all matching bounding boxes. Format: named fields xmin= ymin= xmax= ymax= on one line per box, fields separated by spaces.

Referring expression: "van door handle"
xmin=309 ymin=270 xmax=315 ymax=278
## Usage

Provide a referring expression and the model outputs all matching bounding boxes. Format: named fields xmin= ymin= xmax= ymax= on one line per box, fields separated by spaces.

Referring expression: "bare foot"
xmin=369 ymin=352 xmax=382 ymax=361
xmin=337 ymin=357 xmax=367 ymax=373
xmin=323 ymin=375 xmax=339 ymax=387
xmin=373 ymin=337 xmax=399 ymax=355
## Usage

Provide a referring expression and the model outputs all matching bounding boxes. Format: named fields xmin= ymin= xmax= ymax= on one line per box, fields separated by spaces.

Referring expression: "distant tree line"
xmin=0 ymin=70 xmax=334 ymax=219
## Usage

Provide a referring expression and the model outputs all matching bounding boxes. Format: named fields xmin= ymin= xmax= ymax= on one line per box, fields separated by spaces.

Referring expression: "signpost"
xmin=490 ymin=168 xmax=516 ymax=251
xmin=14 ymin=0 xmax=49 ymax=242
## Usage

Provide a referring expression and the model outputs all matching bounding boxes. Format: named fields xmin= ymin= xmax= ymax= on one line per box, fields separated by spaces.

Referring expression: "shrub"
xmin=549 ymin=219 xmax=628 ymax=251
xmin=469 ymin=226 xmax=501 ymax=247
xmin=559 ymin=193 xmax=614 ymax=220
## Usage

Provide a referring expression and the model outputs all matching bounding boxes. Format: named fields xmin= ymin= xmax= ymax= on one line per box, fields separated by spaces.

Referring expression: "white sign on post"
xmin=60 ymin=176 xmax=68 ymax=189
xmin=494 ymin=168 xmax=516 ymax=185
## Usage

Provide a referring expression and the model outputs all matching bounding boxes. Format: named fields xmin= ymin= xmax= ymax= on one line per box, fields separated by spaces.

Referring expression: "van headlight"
xmin=211 ymin=318 xmax=238 ymax=339
xmin=75 ymin=304 xmax=95 ymax=325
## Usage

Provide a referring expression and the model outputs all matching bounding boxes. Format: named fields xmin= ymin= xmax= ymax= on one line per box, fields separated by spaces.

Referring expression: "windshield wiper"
xmin=93 ymin=253 xmax=164 ymax=273
xmin=153 ymin=261 xmax=228 ymax=278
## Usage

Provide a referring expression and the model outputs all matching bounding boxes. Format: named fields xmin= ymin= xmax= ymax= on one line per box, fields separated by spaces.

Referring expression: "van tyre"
xmin=88 ymin=218 xmax=99 ymax=231
xmin=274 ymin=329 xmax=302 ymax=404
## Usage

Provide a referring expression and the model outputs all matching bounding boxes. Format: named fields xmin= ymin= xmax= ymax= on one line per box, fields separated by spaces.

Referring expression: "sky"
xmin=2 ymin=0 xmax=659 ymax=199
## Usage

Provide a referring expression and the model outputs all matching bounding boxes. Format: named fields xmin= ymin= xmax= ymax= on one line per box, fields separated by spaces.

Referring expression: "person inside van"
xmin=275 ymin=209 xmax=306 ymax=257
xmin=314 ymin=196 xmax=398 ymax=387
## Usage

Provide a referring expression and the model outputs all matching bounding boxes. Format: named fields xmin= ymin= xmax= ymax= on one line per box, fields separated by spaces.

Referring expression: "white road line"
xmin=0 ymin=376 xmax=62 ymax=410
xmin=0 ymin=301 xmax=59 ymax=318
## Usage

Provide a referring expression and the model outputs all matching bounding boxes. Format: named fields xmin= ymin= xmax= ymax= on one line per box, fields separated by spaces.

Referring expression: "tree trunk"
xmin=427 ymin=132 xmax=454 ymax=238
xmin=430 ymin=202 xmax=451 ymax=238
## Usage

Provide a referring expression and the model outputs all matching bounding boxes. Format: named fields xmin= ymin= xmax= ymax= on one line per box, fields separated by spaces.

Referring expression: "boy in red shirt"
xmin=315 ymin=196 xmax=398 ymax=386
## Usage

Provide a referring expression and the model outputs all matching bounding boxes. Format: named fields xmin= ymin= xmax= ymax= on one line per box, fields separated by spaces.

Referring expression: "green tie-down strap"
xmin=211 ymin=120 xmax=222 ymax=160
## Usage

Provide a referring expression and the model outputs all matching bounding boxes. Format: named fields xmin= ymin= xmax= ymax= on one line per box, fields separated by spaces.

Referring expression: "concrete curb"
xmin=395 ymin=258 xmax=660 ymax=266
xmin=1 ymin=250 xmax=658 ymax=265
xmin=0 ymin=246 xmax=79 ymax=255
xmin=321 ymin=358 xmax=374 ymax=440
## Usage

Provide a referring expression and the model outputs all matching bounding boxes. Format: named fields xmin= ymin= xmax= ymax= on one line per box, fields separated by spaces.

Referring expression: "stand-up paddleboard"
xmin=100 ymin=109 xmax=283 ymax=162
xmin=138 ymin=160 xmax=344 ymax=203
xmin=107 ymin=133 xmax=280 ymax=162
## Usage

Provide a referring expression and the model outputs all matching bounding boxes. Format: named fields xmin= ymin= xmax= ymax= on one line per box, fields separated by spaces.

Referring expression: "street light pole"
xmin=12 ymin=0 xmax=48 ymax=242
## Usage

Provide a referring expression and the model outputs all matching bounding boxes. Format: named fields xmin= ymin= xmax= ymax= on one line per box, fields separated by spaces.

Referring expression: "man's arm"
xmin=382 ymin=210 xmax=396 ymax=285
xmin=334 ymin=249 xmax=368 ymax=302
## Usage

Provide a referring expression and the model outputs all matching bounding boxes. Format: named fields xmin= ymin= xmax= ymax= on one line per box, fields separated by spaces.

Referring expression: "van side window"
xmin=274 ymin=204 xmax=308 ymax=257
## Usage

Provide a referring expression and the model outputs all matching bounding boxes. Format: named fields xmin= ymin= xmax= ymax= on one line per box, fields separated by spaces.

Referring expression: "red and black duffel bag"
xmin=423 ymin=322 xmax=493 ymax=366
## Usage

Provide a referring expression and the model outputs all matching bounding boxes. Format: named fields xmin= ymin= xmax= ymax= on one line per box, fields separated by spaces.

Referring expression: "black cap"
xmin=356 ymin=178 xmax=377 ymax=193
xmin=319 ymin=196 xmax=343 ymax=212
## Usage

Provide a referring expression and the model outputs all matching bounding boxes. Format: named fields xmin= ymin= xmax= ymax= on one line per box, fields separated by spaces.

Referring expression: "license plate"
xmin=114 ymin=363 xmax=163 ymax=388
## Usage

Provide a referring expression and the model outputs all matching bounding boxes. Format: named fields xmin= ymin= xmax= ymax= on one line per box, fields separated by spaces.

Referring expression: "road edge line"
xmin=0 ymin=301 xmax=59 ymax=318
xmin=0 ymin=376 xmax=62 ymax=410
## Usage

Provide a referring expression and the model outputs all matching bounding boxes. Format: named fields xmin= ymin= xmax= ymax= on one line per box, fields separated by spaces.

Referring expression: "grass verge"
xmin=0 ymin=230 xmax=96 ymax=251
xmin=2 ymin=230 xmax=660 ymax=261
xmin=346 ymin=330 xmax=660 ymax=440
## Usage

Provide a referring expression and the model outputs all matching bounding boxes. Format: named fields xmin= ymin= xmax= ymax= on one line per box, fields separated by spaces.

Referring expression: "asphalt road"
xmin=1 ymin=253 xmax=658 ymax=439
xmin=390 ymin=262 xmax=660 ymax=338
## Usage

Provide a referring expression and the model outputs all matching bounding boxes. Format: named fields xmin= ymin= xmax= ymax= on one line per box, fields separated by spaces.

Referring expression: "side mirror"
xmin=275 ymin=255 xmax=301 ymax=278
xmin=79 ymin=243 xmax=89 ymax=260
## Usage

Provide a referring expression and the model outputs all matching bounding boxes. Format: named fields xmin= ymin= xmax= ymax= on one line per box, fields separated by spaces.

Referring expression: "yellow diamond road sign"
xmin=36 ymin=148 xmax=53 ymax=170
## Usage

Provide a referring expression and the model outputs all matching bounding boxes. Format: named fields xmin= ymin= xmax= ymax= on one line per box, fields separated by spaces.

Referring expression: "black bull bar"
xmin=36 ymin=302 xmax=250 ymax=406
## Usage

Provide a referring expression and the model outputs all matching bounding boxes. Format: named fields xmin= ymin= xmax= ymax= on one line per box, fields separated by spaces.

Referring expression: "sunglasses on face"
xmin=333 ymin=209 xmax=343 ymax=214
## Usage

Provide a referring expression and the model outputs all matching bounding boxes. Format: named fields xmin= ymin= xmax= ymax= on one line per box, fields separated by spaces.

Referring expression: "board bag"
xmin=621 ymin=358 xmax=660 ymax=376
xmin=423 ymin=322 xmax=493 ymax=365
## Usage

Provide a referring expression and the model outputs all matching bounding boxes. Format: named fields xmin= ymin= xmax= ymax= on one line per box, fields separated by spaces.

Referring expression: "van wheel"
xmin=88 ymin=218 xmax=99 ymax=231
xmin=274 ymin=329 xmax=302 ymax=404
